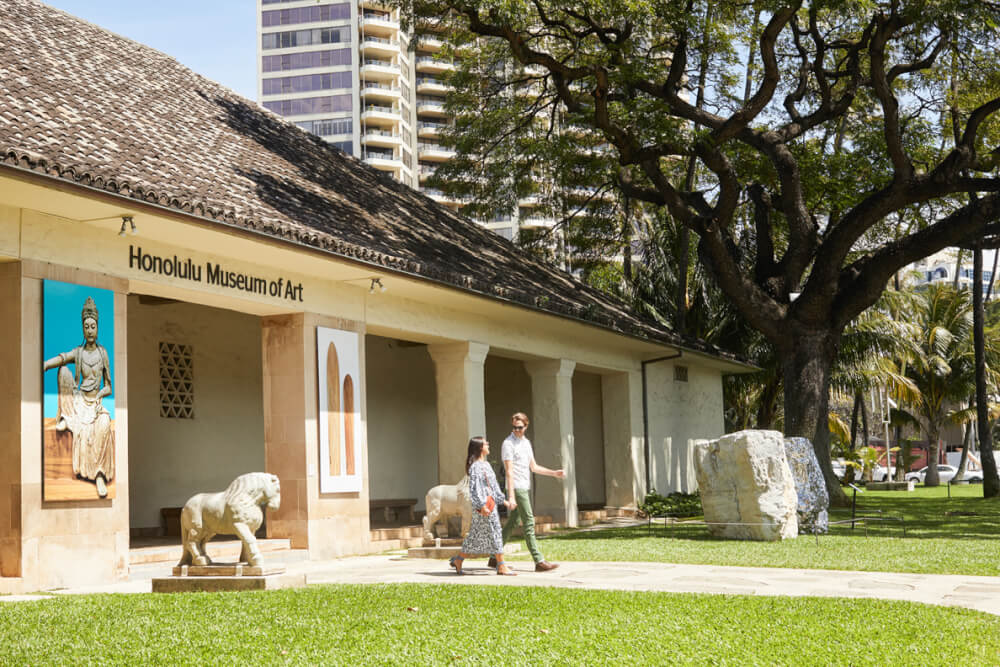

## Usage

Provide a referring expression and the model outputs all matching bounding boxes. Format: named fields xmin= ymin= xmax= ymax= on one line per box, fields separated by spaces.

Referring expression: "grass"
xmin=514 ymin=484 xmax=1000 ymax=576
xmin=1 ymin=584 xmax=998 ymax=665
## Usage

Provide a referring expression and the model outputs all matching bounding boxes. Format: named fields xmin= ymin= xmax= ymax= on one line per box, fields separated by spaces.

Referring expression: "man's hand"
xmin=553 ymin=469 xmax=566 ymax=479
xmin=507 ymin=497 xmax=517 ymax=510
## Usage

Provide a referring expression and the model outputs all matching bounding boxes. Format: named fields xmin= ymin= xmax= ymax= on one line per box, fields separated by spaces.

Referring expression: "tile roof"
xmin=0 ymin=0 xmax=743 ymax=363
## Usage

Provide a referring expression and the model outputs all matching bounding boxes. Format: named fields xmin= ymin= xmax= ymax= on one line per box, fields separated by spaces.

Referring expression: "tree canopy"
xmin=399 ymin=0 xmax=1000 ymax=502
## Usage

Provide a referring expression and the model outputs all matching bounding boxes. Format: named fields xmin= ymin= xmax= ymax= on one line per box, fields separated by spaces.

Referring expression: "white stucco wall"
xmin=364 ymin=335 xmax=438 ymax=510
xmin=126 ymin=297 xmax=265 ymax=530
xmin=572 ymin=371 xmax=605 ymax=506
xmin=647 ymin=361 xmax=725 ymax=494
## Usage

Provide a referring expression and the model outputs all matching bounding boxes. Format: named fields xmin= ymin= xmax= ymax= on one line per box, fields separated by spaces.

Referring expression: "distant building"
xmin=907 ymin=248 xmax=996 ymax=294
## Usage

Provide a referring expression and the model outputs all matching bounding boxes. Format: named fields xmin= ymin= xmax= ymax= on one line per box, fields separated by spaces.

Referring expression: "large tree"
xmin=400 ymin=0 xmax=1000 ymax=502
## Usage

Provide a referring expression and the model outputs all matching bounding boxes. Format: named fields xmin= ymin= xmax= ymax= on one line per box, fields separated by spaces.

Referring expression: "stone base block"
xmin=171 ymin=564 xmax=286 ymax=577
xmin=420 ymin=538 xmax=463 ymax=548
xmin=865 ymin=481 xmax=914 ymax=492
xmin=152 ymin=573 xmax=305 ymax=593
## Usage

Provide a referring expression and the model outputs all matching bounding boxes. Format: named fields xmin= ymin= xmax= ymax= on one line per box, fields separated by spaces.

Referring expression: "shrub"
xmin=638 ymin=491 xmax=702 ymax=518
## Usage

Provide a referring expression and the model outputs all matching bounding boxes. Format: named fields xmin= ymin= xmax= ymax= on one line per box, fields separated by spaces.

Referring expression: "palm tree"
xmin=889 ymin=285 xmax=1000 ymax=486
xmin=830 ymin=288 xmax=921 ymax=477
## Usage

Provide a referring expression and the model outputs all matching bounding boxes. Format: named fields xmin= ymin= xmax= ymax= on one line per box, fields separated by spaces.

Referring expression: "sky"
xmin=44 ymin=0 xmax=258 ymax=100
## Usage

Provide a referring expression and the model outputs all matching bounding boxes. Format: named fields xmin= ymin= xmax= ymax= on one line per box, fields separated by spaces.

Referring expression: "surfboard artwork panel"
xmin=343 ymin=374 xmax=355 ymax=476
xmin=316 ymin=326 xmax=362 ymax=493
xmin=326 ymin=342 xmax=341 ymax=477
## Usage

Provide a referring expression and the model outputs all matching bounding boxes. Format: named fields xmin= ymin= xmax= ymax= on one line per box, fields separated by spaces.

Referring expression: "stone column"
xmin=0 ymin=263 xmax=21 ymax=579
xmin=428 ymin=342 xmax=489 ymax=485
xmin=261 ymin=314 xmax=310 ymax=549
xmin=601 ymin=370 xmax=646 ymax=509
xmin=526 ymin=359 xmax=577 ymax=527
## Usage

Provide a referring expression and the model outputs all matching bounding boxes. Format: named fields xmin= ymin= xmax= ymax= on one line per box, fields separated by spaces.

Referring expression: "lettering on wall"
xmin=128 ymin=245 xmax=304 ymax=301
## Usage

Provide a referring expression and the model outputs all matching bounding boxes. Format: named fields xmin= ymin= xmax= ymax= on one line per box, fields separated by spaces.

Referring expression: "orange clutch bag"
xmin=482 ymin=471 xmax=496 ymax=512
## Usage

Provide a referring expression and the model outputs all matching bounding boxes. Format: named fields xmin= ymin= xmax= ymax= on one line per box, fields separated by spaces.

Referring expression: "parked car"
xmin=871 ymin=465 xmax=897 ymax=482
xmin=904 ymin=464 xmax=984 ymax=484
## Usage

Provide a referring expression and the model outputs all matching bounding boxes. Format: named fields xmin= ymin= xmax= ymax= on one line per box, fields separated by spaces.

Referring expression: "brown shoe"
xmin=535 ymin=561 xmax=558 ymax=572
xmin=487 ymin=556 xmax=498 ymax=569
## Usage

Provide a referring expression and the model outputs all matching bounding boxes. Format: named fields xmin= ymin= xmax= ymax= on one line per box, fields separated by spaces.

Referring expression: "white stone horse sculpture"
xmin=422 ymin=475 xmax=471 ymax=541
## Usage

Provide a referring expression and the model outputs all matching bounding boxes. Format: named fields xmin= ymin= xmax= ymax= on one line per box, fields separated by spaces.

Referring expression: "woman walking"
xmin=449 ymin=437 xmax=516 ymax=575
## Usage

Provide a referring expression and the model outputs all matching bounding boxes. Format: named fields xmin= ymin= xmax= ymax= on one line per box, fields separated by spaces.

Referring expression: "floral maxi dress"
xmin=461 ymin=460 xmax=507 ymax=555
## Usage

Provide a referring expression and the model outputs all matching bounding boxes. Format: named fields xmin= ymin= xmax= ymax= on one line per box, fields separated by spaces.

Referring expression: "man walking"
xmin=493 ymin=412 xmax=564 ymax=572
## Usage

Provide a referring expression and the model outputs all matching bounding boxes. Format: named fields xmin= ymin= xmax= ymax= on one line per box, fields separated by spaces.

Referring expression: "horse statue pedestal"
xmin=153 ymin=563 xmax=303 ymax=593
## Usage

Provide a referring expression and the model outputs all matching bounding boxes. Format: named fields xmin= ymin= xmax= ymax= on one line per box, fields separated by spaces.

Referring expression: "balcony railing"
xmin=416 ymin=56 xmax=454 ymax=68
xmin=361 ymin=35 xmax=398 ymax=46
xmin=362 ymin=59 xmax=400 ymax=70
xmin=363 ymin=104 xmax=399 ymax=115
xmin=418 ymin=121 xmax=449 ymax=132
xmin=363 ymin=150 xmax=398 ymax=160
xmin=362 ymin=11 xmax=397 ymax=23
xmin=417 ymin=76 xmax=446 ymax=87
xmin=418 ymin=142 xmax=454 ymax=152
xmin=361 ymin=81 xmax=400 ymax=92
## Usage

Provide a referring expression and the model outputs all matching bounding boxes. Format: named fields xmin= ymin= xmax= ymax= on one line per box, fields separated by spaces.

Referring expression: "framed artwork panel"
xmin=317 ymin=326 xmax=362 ymax=493
xmin=42 ymin=280 xmax=117 ymax=501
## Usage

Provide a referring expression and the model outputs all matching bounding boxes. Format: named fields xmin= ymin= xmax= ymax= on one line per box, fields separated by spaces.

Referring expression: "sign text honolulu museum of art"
xmin=128 ymin=245 xmax=305 ymax=302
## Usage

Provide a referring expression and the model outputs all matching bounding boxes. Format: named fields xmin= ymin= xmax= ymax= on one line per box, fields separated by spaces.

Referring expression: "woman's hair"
xmin=465 ymin=436 xmax=487 ymax=473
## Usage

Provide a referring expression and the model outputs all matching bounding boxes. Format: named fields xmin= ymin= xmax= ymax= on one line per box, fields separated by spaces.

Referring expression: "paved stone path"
xmin=4 ymin=555 xmax=1000 ymax=617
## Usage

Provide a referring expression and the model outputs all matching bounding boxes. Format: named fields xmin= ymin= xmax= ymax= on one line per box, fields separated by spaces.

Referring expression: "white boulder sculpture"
xmin=693 ymin=430 xmax=798 ymax=541
xmin=422 ymin=475 xmax=471 ymax=541
xmin=178 ymin=472 xmax=281 ymax=567
xmin=783 ymin=436 xmax=830 ymax=534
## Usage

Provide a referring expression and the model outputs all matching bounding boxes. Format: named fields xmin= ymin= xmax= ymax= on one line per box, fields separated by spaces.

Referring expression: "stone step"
xmin=578 ymin=510 xmax=607 ymax=521
xmin=369 ymin=536 xmax=425 ymax=553
xmin=129 ymin=538 xmax=296 ymax=566
xmin=369 ymin=525 xmax=423 ymax=541
xmin=605 ymin=507 xmax=638 ymax=518
xmin=407 ymin=543 xmax=521 ymax=559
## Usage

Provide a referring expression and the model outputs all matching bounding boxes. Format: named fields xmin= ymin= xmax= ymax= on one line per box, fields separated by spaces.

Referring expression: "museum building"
xmin=0 ymin=0 xmax=749 ymax=593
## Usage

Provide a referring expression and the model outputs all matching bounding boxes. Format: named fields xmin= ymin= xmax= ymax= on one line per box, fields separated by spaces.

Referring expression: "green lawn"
xmin=1 ymin=584 xmax=998 ymax=665
xmin=519 ymin=485 xmax=1000 ymax=576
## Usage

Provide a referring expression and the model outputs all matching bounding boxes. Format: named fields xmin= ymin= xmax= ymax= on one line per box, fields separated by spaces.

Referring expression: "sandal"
xmin=448 ymin=555 xmax=465 ymax=575
xmin=496 ymin=563 xmax=517 ymax=576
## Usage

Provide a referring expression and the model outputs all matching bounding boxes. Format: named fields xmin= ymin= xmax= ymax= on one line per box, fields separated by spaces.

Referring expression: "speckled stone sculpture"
xmin=693 ymin=430 xmax=798 ymax=541
xmin=178 ymin=472 xmax=281 ymax=567
xmin=783 ymin=436 xmax=830 ymax=534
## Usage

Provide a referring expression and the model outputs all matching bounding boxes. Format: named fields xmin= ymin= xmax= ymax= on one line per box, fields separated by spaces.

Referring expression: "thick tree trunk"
xmin=893 ymin=425 xmax=906 ymax=481
xmin=955 ymin=419 xmax=972 ymax=480
xmin=781 ymin=331 xmax=847 ymax=505
xmin=860 ymin=397 xmax=870 ymax=452
xmin=925 ymin=425 xmax=942 ymax=486
xmin=849 ymin=392 xmax=861 ymax=449
xmin=755 ymin=376 xmax=781 ymax=430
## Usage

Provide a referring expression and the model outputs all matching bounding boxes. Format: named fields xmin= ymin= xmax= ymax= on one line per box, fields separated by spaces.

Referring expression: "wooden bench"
xmin=370 ymin=498 xmax=417 ymax=523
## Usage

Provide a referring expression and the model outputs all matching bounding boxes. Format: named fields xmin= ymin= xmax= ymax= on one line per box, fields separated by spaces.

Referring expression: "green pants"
xmin=502 ymin=488 xmax=544 ymax=564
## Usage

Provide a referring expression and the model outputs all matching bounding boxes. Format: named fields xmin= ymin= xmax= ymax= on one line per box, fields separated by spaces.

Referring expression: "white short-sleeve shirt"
xmin=502 ymin=433 xmax=533 ymax=490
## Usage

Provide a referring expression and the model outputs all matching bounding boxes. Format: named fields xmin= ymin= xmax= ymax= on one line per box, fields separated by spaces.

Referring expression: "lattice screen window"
xmin=159 ymin=342 xmax=194 ymax=419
